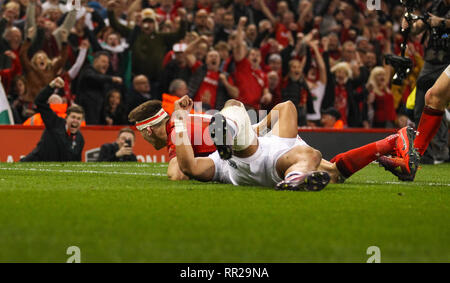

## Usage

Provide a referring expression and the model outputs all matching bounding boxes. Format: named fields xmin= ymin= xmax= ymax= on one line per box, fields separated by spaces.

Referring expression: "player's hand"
xmin=116 ymin=145 xmax=133 ymax=157
xmin=174 ymin=95 xmax=193 ymax=113
xmin=49 ymin=77 xmax=65 ymax=88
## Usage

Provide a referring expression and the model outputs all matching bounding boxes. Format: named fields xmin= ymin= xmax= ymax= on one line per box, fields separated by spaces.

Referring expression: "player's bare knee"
xmin=312 ymin=149 xmax=322 ymax=167
xmin=425 ymin=86 xmax=446 ymax=109
xmin=280 ymin=101 xmax=296 ymax=116
xmin=302 ymin=146 xmax=322 ymax=166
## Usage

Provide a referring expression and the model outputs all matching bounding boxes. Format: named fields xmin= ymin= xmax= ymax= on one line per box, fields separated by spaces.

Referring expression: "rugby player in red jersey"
xmin=128 ymin=100 xmax=217 ymax=180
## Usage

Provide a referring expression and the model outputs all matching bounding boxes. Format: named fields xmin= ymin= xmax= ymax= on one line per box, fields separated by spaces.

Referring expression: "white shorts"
xmin=208 ymin=135 xmax=308 ymax=187
xmin=445 ymin=64 xmax=450 ymax=78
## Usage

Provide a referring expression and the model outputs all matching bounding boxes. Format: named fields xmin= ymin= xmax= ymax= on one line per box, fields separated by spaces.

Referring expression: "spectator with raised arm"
xmin=231 ymin=17 xmax=271 ymax=111
xmin=107 ymin=0 xmax=188 ymax=100
xmin=19 ymin=27 xmax=69 ymax=103
xmin=21 ymin=77 xmax=85 ymax=162
xmin=306 ymin=38 xmax=328 ymax=125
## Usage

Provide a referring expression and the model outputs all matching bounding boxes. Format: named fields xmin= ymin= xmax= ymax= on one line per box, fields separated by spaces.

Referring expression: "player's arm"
xmin=253 ymin=101 xmax=298 ymax=138
xmin=173 ymin=96 xmax=215 ymax=181
xmin=167 ymin=157 xmax=189 ymax=181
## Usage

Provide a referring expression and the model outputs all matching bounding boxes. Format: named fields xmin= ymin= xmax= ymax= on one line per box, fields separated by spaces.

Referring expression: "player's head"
xmin=128 ymin=100 xmax=169 ymax=150
xmin=66 ymin=105 xmax=84 ymax=134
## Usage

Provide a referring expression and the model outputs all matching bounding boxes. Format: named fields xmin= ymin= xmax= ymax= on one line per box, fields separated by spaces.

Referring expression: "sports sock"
xmin=284 ymin=171 xmax=305 ymax=181
xmin=414 ymin=106 xmax=445 ymax=156
xmin=221 ymin=105 xmax=257 ymax=151
xmin=330 ymin=134 xmax=398 ymax=178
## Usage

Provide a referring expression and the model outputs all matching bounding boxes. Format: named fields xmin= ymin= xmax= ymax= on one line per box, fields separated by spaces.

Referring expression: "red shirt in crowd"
xmin=166 ymin=113 xmax=216 ymax=160
xmin=334 ymin=84 xmax=348 ymax=126
xmin=191 ymin=62 xmax=235 ymax=109
xmin=275 ymin=23 xmax=290 ymax=48
xmin=233 ymin=58 xmax=267 ymax=110
xmin=373 ymin=90 xmax=396 ymax=124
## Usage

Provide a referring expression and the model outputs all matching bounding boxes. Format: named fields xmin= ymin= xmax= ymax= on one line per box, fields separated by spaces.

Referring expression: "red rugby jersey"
xmin=166 ymin=114 xmax=217 ymax=160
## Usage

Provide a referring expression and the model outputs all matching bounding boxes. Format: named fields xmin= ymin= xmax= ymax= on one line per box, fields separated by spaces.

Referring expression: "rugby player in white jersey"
xmin=171 ymin=95 xmax=414 ymax=191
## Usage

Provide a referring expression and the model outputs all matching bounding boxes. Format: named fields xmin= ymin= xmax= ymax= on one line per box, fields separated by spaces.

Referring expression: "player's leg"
xmin=414 ymin=65 xmax=450 ymax=156
xmin=317 ymin=159 xmax=345 ymax=184
xmin=210 ymin=99 xmax=258 ymax=159
xmin=379 ymin=65 xmax=450 ymax=181
xmin=253 ymin=101 xmax=299 ymax=138
xmin=315 ymin=130 xmax=407 ymax=183
xmin=330 ymin=131 xmax=407 ymax=180
xmin=274 ymin=145 xmax=330 ymax=191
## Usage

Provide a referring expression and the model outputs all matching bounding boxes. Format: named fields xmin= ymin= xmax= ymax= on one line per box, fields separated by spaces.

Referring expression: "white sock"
xmin=284 ymin=171 xmax=305 ymax=181
xmin=220 ymin=105 xmax=257 ymax=151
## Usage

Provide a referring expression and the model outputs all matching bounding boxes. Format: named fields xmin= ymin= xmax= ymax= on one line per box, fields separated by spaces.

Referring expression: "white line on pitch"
xmin=0 ymin=167 xmax=164 ymax=176
xmin=363 ymin=180 xmax=450 ymax=187
xmin=3 ymin=163 xmax=168 ymax=168
xmin=1 ymin=168 xmax=449 ymax=187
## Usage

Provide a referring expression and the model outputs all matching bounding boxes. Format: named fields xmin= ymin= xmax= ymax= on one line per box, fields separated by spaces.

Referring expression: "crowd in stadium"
xmin=0 ymin=0 xmax=436 ymax=129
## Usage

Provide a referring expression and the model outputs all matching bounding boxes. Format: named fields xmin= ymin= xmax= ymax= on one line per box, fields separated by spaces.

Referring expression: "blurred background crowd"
xmin=0 ymin=0 xmax=446 ymax=129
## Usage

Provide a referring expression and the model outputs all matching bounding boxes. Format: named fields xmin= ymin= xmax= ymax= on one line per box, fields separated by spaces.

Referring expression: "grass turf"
xmin=0 ymin=162 xmax=449 ymax=263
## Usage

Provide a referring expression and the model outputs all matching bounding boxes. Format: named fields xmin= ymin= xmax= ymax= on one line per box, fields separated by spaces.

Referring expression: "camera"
xmin=384 ymin=54 xmax=413 ymax=85
xmin=384 ymin=0 xmax=427 ymax=85
xmin=125 ymin=139 xmax=132 ymax=147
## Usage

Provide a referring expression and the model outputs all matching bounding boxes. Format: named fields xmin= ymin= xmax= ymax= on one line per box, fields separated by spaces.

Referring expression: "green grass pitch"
xmin=0 ymin=162 xmax=449 ymax=263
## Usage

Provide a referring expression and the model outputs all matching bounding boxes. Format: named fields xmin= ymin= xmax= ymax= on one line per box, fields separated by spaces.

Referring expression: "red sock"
xmin=330 ymin=134 xmax=398 ymax=178
xmin=414 ymin=106 xmax=445 ymax=156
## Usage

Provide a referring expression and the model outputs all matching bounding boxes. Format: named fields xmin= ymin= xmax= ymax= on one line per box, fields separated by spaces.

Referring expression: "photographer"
xmin=402 ymin=0 xmax=450 ymax=163
xmin=97 ymin=127 xmax=137 ymax=162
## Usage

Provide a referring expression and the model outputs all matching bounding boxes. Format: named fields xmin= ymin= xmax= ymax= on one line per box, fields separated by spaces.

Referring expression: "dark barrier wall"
xmin=0 ymin=126 xmax=426 ymax=162
xmin=298 ymin=129 xmax=397 ymax=160
xmin=0 ymin=125 xmax=169 ymax=162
